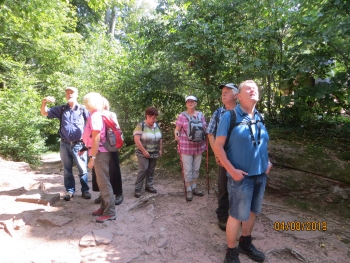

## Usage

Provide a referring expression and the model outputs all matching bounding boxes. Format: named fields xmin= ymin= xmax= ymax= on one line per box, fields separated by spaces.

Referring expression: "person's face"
xmin=65 ymin=90 xmax=78 ymax=102
xmin=146 ymin=115 xmax=157 ymax=126
xmin=238 ymin=82 xmax=259 ymax=104
xmin=221 ymin=87 xmax=237 ymax=105
xmin=186 ymin=99 xmax=197 ymax=109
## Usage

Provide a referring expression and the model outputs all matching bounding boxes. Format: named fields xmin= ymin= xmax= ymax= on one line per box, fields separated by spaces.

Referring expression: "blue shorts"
xmin=227 ymin=173 xmax=267 ymax=221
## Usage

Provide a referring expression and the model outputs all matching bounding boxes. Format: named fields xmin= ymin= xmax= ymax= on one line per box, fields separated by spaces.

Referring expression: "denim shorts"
xmin=227 ymin=173 xmax=267 ymax=221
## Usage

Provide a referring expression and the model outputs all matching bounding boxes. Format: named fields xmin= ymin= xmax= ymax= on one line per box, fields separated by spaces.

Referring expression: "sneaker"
xmin=218 ymin=219 xmax=227 ymax=231
xmin=94 ymin=195 xmax=101 ymax=204
xmin=134 ymin=190 xmax=141 ymax=198
xmin=82 ymin=191 xmax=91 ymax=199
xmin=115 ymin=194 xmax=123 ymax=205
xmin=192 ymin=187 xmax=203 ymax=196
xmin=186 ymin=190 xmax=193 ymax=201
xmin=238 ymin=243 xmax=265 ymax=262
xmin=63 ymin=192 xmax=73 ymax=201
xmin=145 ymin=186 xmax=157 ymax=193
xmin=92 ymin=209 xmax=104 ymax=216
xmin=224 ymin=247 xmax=240 ymax=263
xmin=96 ymin=215 xmax=116 ymax=223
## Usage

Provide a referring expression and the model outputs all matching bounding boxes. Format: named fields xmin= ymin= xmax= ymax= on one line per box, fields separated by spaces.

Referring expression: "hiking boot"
xmin=115 ymin=194 xmax=123 ymax=205
xmin=192 ymin=187 xmax=203 ymax=196
xmin=134 ymin=190 xmax=141 ymax=198
xmin=63 ymin=192 xmax=73 ymax=201
xmin=145 ymin=186 xmax=157 ymax=193
xmin=218 ymin=219 xmax=227 ymax=231
xmin=82 ymin=191 xmax=91 ymax=199
xmin=96 ymin=215 xmax=116 ymax=223
xmin=92 ymin=208 xmax=104 ymax=216
xmin=224 ymin=247 xmax=240 ymax=263
xmin=94 ymin=195 xmax=101 ymax=204
xmin=238 ymin=241 xmax=265 ymax=262
xmin=186 ymin=190 xmax=193 ymax=201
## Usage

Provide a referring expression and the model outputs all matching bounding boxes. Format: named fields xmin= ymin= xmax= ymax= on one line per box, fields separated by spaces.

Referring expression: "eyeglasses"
xmin=186 ymin=100 xmax=196 ymax=103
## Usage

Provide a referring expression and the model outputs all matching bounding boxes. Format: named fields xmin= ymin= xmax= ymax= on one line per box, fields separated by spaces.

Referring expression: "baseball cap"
xmin=219 ymin=83 xmax=238 ymax=93
xmin=185 ymin=95 xmax=197 ymax=102
xmin=65 ymin=86 xmax=78 ymax=93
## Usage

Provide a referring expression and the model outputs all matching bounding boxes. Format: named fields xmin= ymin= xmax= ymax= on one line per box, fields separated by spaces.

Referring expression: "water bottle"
xmin=108 ymin=128 xmax=116 ymax=145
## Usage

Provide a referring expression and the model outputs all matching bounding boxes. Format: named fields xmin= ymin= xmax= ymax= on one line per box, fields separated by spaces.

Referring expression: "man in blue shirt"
xmin=215 ymin=80 xmax=272 ymax=263
xmin=207 ymin=83 xmax=238 ymax=231
xmin=41 ymin=87 xmax=91 ymax=201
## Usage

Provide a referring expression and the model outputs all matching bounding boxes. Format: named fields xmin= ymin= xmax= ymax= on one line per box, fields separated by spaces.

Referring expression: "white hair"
xmin=83 ymin=92 xmax=104 ymax=111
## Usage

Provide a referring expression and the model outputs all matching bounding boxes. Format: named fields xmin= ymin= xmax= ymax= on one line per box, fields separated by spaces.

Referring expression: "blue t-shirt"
xmin=47 ymin=103 xmax=89 ymax=142
xmin=216 ymin=104 xmax=269 ymax=176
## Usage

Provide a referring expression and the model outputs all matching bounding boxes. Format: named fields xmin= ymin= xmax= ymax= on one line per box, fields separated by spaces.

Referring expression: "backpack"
xmin=102 ymin=113 xmax=124 ymax=152
xmin=182 ymin=111 xmax=205 ymax=142
xmin=225 ymin=109 xmax=264 ymax=149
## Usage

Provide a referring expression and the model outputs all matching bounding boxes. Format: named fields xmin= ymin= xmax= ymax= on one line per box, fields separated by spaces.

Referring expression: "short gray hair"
xmin=238 ymin=80 xmax=257 ymax=93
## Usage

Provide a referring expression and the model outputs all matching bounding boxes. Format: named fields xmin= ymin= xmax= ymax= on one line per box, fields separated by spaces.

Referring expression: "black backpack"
xmin=224 ymin=109 xmax=264 ymax=149
xmin=182 ymin=111 xmax=205 ymax=142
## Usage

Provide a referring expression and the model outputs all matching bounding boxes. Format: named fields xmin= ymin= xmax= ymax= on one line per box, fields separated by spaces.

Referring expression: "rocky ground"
xmin=0 ymin=153 xmax=349 ymax=263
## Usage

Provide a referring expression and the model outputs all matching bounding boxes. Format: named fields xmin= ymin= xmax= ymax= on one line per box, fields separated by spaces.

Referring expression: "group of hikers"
xmin=40 ymin=79 xmax=272 ymax=263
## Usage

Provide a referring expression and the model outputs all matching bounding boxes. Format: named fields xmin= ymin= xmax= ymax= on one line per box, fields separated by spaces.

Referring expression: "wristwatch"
xmin=89 ymin=156 xmax=96 ymax=159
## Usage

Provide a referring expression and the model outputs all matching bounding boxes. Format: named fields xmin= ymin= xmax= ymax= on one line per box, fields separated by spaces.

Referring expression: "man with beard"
xmin=41 ymin=87 xmax=91 ymax=201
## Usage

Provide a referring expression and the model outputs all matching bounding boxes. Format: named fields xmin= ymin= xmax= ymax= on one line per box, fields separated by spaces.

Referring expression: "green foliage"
xmin=0 ymin=0 xmax=349 ymax=166
xmin=0 ymin=72 xmax=46 ymax=167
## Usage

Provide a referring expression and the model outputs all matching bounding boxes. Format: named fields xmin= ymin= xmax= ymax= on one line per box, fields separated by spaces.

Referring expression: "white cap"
xmin=185 ymin=95 xmax=197 ymax=102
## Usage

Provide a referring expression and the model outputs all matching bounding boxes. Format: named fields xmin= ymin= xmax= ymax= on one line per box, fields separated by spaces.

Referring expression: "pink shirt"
xmin=175 ymin=111 xmax=206 ymax=154
xmin=82 ymin=110 xmax=108 ymax=155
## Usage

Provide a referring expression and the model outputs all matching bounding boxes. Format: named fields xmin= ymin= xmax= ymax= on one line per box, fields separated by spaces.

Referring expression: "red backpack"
xmin=102 ymin=114 xmax=124 ymax=151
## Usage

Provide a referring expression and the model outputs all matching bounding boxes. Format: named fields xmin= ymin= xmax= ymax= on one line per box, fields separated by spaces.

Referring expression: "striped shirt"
xmin=133 ymin=122 xmax=162 ymax=154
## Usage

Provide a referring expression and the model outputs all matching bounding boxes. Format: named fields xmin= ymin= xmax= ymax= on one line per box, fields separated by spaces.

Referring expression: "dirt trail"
xmin=0 ymin=153 xmax=349 ymax=263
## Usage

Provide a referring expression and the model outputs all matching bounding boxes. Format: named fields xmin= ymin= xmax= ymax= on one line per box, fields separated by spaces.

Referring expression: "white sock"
xmin=191 ymin=183 xmax=196 ymax=189
xmin=187 ymin=186 xmax=192 ymax=191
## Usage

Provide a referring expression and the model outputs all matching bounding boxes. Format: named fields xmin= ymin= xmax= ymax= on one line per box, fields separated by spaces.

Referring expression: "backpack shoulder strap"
xmin=224 ymin=109 xmax=237 ymax=149
xmin=196 ymin=111 xmax=202 ymax=120
xmin=141 ymin=121 xmax=145 ymax=132
xmin=79 ymin=105 xmax=87 ymax=122
xmin=256 ymin=111 xmax=264 ymax=124
xmin=182 ymin=111 xmax=191 ymax=120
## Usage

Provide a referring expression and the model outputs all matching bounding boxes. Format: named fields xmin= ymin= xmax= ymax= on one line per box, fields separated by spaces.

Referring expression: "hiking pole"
xmin=206 ymin=135 xmax=209 ymax=195
xmin=178 ymin=140 xmax=187 ymax=201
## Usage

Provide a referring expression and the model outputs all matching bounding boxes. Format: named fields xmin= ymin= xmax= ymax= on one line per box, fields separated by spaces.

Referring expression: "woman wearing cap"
xmin=133 ymin=106 xmax=162 ymax=198
xmin=175 ymin=95 xmax=207 ymax=201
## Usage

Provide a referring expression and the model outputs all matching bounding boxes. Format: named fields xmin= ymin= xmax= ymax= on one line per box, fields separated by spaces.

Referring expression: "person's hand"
xmin=143 ymin=150 xmax=150 ymax=158
xmin=78 ymin=151 xmax=84 ymax=156
xmin=88 ymin=159 xmax=95 ymax=169
xmin=174 ymin=131 xmax=180 ymax=141
xmin=266 ymin=161 xmax=273 ymax=174
xmin=42 ymin=96 xmax=55 ymax=103
xmin=230 ymin=168 xmax=247 ymax=181
xmin=159 ymin=149 xmax=162 ymax=157
xmin=215 ymin=157 xmax=223 ymax=167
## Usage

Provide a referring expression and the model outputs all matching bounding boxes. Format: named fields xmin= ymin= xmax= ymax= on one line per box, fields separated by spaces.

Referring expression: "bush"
xmin=0 ymin=84 xmax=47 ymax=167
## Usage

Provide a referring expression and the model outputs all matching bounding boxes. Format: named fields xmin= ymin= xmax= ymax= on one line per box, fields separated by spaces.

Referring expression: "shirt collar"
xmin=236 ymin=104 xmax=258 ymax=117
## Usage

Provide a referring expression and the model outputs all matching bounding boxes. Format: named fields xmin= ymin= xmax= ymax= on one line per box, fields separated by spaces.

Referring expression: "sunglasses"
xmin=186 ymin=100 xmax=196 ymax=103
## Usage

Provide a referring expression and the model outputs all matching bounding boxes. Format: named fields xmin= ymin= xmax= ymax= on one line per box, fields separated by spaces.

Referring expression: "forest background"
xmin=0 ymin=0 xmax=349 ymax=186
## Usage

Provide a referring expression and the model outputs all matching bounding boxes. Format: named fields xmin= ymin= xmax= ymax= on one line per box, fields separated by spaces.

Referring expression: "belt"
xmin=61 ymin=139 xmax=82 ymax=145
